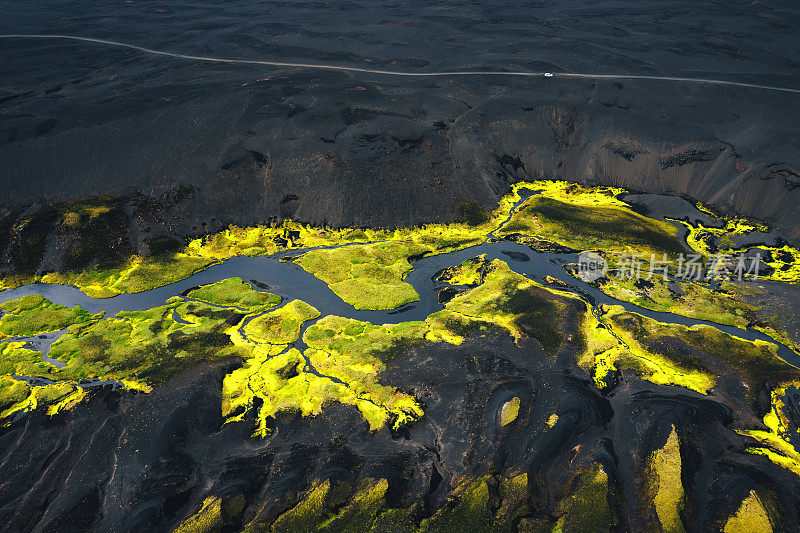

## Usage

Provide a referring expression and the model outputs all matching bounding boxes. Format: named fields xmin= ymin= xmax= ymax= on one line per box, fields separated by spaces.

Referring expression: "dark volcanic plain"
xmin=2 ymin=0 xmax=800 ymax=271
xmin=1 ymin=1 xmax=800 ymax=531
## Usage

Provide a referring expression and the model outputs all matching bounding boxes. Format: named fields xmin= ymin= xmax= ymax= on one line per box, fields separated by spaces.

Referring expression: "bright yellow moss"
xmin=738 ymin=381 xmax=800 ymax=478
xmin=420 ymin=475 xmax=492 ymax=533
xmin=46 ymin=387 xmax=87 ymax=416
xmin=42 ymin=253 xmax=218 ymax=298
xmin=724 ymin=491 xmax=772 ymax=533
xmin=270 ymin=480 xmax=331 ymax=533
xmin=222 ymin=259 xmax=573 ymax=438
xmin=758 ymin=245 xmax=800 ymax=284
xmin=498 ymin=181 xmax=685 ymax=258
xmin=579 ymin=306 xmax=716 ymax=394
xmin=647 ymin=426 xmax=686 ymax=533
xmin=0 ymin=275 xmax=37 ymax=293
xmin=499 ymin=396 xmax=520 ymax=427
xmin=173 ymin=496 xmax=223 ymax=533
xmin=0 ymin=295 xmax=101 ymax=339
xmin=317 ymin=478 xmax=390 ymax=532
xmin=555 ymin=463 xmax=614 ymax=533
xmin=294 ymin=240 xmax=428 ymax=310
xmin=244 ymin=300 xmax=320 ymax=345
xmin=494 ymin=473 xmax=529 ymax=530
xmin=187 ymin=277 xmax=281 ymax=313
xmin=435 ymin=255 xmax=486 ymax=286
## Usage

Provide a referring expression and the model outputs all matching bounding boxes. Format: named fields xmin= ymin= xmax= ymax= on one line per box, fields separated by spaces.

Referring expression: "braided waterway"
xmin=1 ymin=240 xmax=797 ymax=366
xmin=0 ymin=187 xmax=798 ymax=398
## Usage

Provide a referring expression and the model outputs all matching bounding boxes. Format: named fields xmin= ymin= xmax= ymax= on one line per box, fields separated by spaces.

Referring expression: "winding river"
xmin=0 ymin=192 xmax=798 ymax=374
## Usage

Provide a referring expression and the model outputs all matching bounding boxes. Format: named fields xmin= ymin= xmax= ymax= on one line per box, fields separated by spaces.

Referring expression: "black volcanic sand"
xmin=2 ymin=2 xmax=800 ymax=530
xmin=2 ymin=305 xmax=800 ymax=531
xmin=1 ymin=0 xmax=800 ymax=256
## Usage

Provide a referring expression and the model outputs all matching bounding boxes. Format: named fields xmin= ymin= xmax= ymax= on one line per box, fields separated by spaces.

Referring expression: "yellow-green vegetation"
xmin=434 ymin=255 xmax=486 ymax=286
xmin=222 ymin=259 xmax=575 ymax=437
xmin=0 ymin=253 xmax=577 ymax=435
xmin=428 ymin=259 xmax=567 ymax=350
xmin=723 ymin=490 xmax=773 ymax=533
xmin=263 ymin=471 xmax=530 ymax=533
xmin=46 ymin=299 xmax=246 ymax=386
xmin=420 ymin=476 xmax=493 ymax=533
xmin=0 ymin=341 xmax=91 ymax=421
xmin=316 ymin=479 xmax=396 ymax=532
xmin=669 ymin=202 xmax=799 ymax=285
xmin=0 ymin=294 xmax=101 ymax=339
xmin=579 ymin=304 xmax=795 ymax=396
xmin=759 ymin=245 xmax=800 ymax=284
xmin=0 ymin=275 xmax=37 ymax=293
xmin=553 ymin=463 xmax=615 ymax=533
xmin=294 ymin=241 xmax=429 ymax=310
xmin=579 ymin=305 xmax=710 ymax=393
xmin=224 ymin=313 xmax=428 ymax=437
xmin=597 ymin=276 xmax=757 ymax=329
xmin=669 ymin=215 xmax=766 ymax=258
xmin=187 ymin=277 xmax=281 ymax=313
xmin=499 ymin=396 xmax=520 ymax=427
xmin=645 ymin=426 xmax=686 ymax=533
xmin=497 ymin=180 xmax=685 ymax=258
xmin=41 ymin=253 xmax=216 ymax=299
xmin=173 ymin=496 xmax=224 ymax=533
xmin=738 ymin=382 xmax=800 ymax=478
xmin=3 ymin=180 xmax=523 ymax=300
xmin=271 ymin=480 xmax=332 ymax=532
xmin=577 ymin=269 xmax=799 ymax=359
xmin=0 ymin=287 xmax=289 ymax=422
xmin=262 ymin=477 xmax=418 ymax=533
xmin=243 ymin=300 xmax=320 ymax=345
xmin=494 ymin=473 xmax=529 ymax=530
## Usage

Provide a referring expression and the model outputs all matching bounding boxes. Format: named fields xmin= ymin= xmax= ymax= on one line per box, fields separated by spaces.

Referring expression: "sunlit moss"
xmin=596 ymin=276 xmax=756 ymax=328
xmin=173 ymin=496 xmax=223 ymax=533
xmin=738 ymin=381 xmax=800 ymax=478
xmin=223 ymin=260 xmax=577 ymax=438
xmin=0 ymin=341 xmax=100 ymax=421
xmin=498 ymin=181 xmax=684 ymax=258
xmin=0 ymin=275 xmax=37 ymax=293
xmin=555 ymin=463 xmax=614 ymax=533
xmin=317 ymin=478 xmax=390 ymax=532
xmin=499 ymin=396 xmax=520 ymax=427
xmin=0 ymin=295 xmax=100 ymax=339
xmin=579 ymin=303 xmax=794 ymax=396
xmin=420 ymin=476 xmax=493 ymax=533
xmin=584 ymin=274 xmax=799 ymax=359
xmin=294 ymin=240 xmax=429 ymax=310
xmin=264 ymin=477 xmax=417 ymax=533
xmin=243 ymin=300 xmax=319 ymax=345
xmin=0 ymin=294 xmax=258 ymax=422
xmin=494 ymin=473 xmax=529 ymax=530
xmin=42 ymin=254 xmax=217 ymax=298
xmin=669 ymin=204 xmax=798 ymax=285
xmin=429 ymin=259 xmax=567 ymax=350
xmin=187 ymin=277 xmax=281 ymax=313
xmin=46 ymin=299 xmax=242 ymax=387
xmin=724 ymin=490 xmax=772 ymax=533
xmin=222 ymin=335 xmax=424 ymax=437
xmin=645 ymin=426 xmax=686 ymax=533
xmin=271 ymin=480 xmax=331 ymax=533
xmin=435 ymin=255 xmax=486 ymax=286
xmin=759 ymin=245 xmax=800 ymax=284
